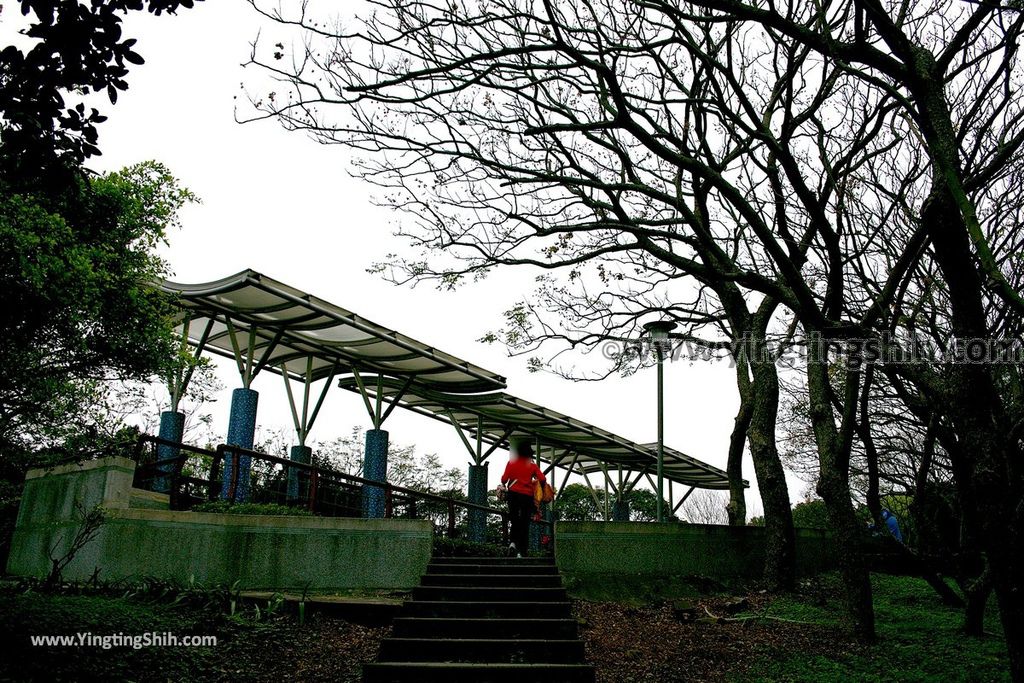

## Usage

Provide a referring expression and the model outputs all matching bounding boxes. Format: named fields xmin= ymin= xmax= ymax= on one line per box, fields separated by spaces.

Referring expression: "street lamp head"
xmin=642 ymin=319 xmax=677 ymax=342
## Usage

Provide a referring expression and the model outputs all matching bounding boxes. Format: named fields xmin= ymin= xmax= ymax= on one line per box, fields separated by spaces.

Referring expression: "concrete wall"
xmin=7 ymin=457 xmax=433 ymax=591
xmin=555 ymin=521 xmax=836 ymax=582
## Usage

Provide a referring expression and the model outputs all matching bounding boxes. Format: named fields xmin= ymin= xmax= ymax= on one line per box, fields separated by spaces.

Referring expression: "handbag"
xmin=534 ymin=480 xmax=555 ymax=505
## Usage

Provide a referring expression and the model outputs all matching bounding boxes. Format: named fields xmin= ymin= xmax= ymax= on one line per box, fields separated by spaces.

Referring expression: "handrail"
xmin=130 ymin=435 xmax=553 ymax=541
xmin=135 ymin=434 xmax=218 ymax=458
xmin=213 ymin=441 xmax=509 ymax=518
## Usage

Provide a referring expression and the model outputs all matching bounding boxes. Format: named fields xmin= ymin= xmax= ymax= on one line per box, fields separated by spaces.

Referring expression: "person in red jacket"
xmin=500 ymin=443 xmax=546 ymax=557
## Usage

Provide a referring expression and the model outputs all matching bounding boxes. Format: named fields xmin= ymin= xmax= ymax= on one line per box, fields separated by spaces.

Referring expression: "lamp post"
xmin=643 ymin=320 xmax=677 ymax=522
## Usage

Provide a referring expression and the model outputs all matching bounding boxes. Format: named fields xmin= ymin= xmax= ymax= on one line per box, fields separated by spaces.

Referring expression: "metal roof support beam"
xmin=673 ymin=486 xmax=696 ymax=514
xmin=542 ymin=447 xmax=568 ymax=477
xmin=600 ymin=464 xmax=613 ymax=519
xmin=378 ymin=375 xmax=415 ymax=427
xmin=167 ymin=317 xmax=214 ymax=412
xmin=579 ymin=468 xmax=607 ymax=521
xmin=445 ymin=409 xmax=480 ymax=464
xmin=225 ymin=318 xmax=281 ymax=389
xmin=251 ymin=327 xmax=285 ymax=379
xmin=546 ymin=446 xmax=558 ymax=498
xmin=479 ymin=417 xmax=486 ymax=463
xmin=351 ymin=369 xmax=380 ymax=428
xmin=554 ymin=451 xmax=580 ymax=504
xmin=348 ymin=371 xmax=414 ymax=430
xmin=372 ymin=376 xmax=385 ymax=430
xmin=282 ymin=357 xmax=337 ymax=446
xmin=622 ymin=468 xmax=646 ymax=495
xmin=479 ymin=427 xmax=512 ymax=463
xmin=599 ymin=463 xmax=617 ymax=498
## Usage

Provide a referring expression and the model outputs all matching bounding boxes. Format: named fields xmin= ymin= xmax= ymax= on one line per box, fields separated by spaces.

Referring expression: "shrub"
xmin=432 ymin=537 xmax=506 ymax=557
xmin=191 ymin=501 xmax=312 ymax=517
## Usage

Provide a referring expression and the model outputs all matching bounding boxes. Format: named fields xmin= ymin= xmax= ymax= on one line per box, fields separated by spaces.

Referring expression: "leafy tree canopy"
xmin=0 ymin=160 xmax=196 ymax=451
xmin=1 ymin=0 xmax=203 ymax=184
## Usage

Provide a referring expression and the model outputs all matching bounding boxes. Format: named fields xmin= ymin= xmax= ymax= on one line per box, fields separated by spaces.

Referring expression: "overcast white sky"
xmin=5 ymin=0 xmax=815 ymax=516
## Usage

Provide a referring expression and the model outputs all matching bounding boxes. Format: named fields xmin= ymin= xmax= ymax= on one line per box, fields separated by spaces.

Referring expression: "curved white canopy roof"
xmin=163 ymin=270 xmax=736 ymax=490
xmin=161 ymin=270 xmax=507 ymax=394
xmin=337 ymin=377 xmax=738 ymax=489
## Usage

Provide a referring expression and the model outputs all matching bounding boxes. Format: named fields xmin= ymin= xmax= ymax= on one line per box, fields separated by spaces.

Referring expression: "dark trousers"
xmin=507 ymin=491 xmax=534 ymax=552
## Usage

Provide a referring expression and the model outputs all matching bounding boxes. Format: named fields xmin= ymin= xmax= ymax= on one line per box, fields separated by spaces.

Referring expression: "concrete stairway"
xmin=363 ymin=556 xmax=595 ymax=683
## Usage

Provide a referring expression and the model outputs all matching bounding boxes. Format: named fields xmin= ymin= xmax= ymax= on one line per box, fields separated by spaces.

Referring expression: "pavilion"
xmin=158 ymin=269 xmax=741 ymax=539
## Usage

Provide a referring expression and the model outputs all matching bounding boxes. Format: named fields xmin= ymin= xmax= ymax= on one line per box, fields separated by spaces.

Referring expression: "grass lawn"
xmin=734 ymin=573 xmax=1009 ymax=683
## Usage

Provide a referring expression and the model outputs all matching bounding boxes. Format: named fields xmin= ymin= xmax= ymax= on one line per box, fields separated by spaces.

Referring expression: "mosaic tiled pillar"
xmin=287 ymin=444 xmax=312 ymax=503
xmin=362 ymin=428 xmax=389 ymax=518
xmin=220 ymin=388 xmax=258 ymax=501
xmin=467 ymin=463 xmax=488 ymax=542
xmin=154 ymin=410 xmax=185 ymax=494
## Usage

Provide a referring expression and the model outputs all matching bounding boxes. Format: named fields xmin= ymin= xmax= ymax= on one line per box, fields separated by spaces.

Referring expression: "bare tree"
xmin=242 ymin=1 xmax=1024 ymax=662
xmin=679 ymin=488 xmax=730 ymax=525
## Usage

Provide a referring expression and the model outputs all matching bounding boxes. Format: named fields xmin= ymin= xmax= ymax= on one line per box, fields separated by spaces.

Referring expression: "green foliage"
xmin=0 ymin=161 xmax=195 ymax=451
xmin=625 ymin=488 xmax=674 ymax=522
xmin=0 ymin=0 xmax=203 ymax=178
xmin=737 ymin=573 xmax=1009 ymax=682
xmin=750 ymin=498 xmax=830 ymax=529
xmin=791 ymin=498 xmax=830 ymax=529
xmin=191 ymin=501 xmax=313 ymax=517
xmin=256 ymin=426 xmax=467 ymax=497
xmin=432 ymin=537 xmax=506 ymax=558
xmin=553 ymin=484 xmax=673 ymax=523
xmin=556 ymin=483 xmax=606 ymax=521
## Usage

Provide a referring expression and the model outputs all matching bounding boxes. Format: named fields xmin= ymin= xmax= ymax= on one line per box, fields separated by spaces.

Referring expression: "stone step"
xmin=426 ymin=562 xmax=560 ymax=575
xmin=420 ymin=573 xmax=563 ymax=588
xmin=401 ymin=601 xmax=573 ymax=619
xmin=412 ymin=585 xmax=567 ymax=602
xmin=392 ymin=617 xmax=580 ymax=639
xmin=363 ymin=662 xmax=595 ymax=683
xmin=430 ymin=556 xmax=555 ymax=566
xmin=378 ymin=637 xmax=586 ymax=664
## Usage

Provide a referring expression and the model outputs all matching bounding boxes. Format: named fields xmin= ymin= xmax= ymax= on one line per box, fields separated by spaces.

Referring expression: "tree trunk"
xmin=806 ymin=338 xmax=875 ymax=642
xmin=919 ymin=179 xmax=1023 ymax=678
xmin=747 ymin=334 xmax=796 ymax=591
xmin=716 ymin=291 xmax=795 ymax=589
xmin=963 ymin=565 xmax=992 ymax=637
xmin=726 ymin=360 xmax=753 ymax=527
xmin=912 ymin=71 xmax=1024 ymax=680
xmin=857 ymin=365 xmax=883 ymax=527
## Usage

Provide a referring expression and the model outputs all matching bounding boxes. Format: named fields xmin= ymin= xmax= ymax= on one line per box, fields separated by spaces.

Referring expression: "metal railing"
xmin=131 ymin=434 xmax=522 ymax=542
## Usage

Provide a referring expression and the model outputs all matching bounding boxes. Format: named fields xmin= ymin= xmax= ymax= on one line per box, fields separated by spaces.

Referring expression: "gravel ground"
xmin=206 ymin=614 xmax=388 ymax=683
xmin=574 ymin=594 xmax=855 ymax=683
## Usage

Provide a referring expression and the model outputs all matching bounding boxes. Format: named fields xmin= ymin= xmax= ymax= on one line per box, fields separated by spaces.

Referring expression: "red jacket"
xmin=501 ymin=458 xmax=546 ymax=496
